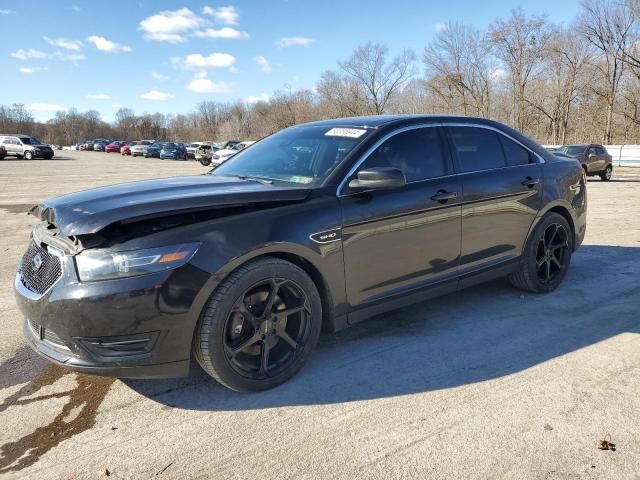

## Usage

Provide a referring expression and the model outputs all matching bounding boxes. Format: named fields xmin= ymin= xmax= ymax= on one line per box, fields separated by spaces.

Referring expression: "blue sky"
xmin=1 ymin=0 xmax=582 ymax=122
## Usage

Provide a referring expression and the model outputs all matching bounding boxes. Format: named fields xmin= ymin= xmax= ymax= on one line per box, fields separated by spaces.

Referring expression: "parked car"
xmin=105 ymin=141 xmax=124 ymax=153
xmin=557 ymin=144 xmax=613 ymax=180
xmin=160 ymin=142 xmax=188 ymax=160
xmin=0 ymin=144 xmax=6 ymax=160
xmin=216 ymin=140 xmax=240 ymax=150
xmin=209 ymin=141 xmax=256 ymax=167
xmin=195 ymin=144 xmax=214 ymax=165
xmin=120 ymin=141 xmax=138 ymax=156
xmin=94 ymin=140 xmax=111 ymax=152
xmin=186 ymin=142 xmax=211 ymax=159
xmin=15 ymin=115 xmax=587 ymax=392
xmin=143 ymin=141 xmax=165 ymax=158
xmin=0 ymin=134 xmax=54 ymax=159
xmin=130 ymin=140 xmax=154 ymax=157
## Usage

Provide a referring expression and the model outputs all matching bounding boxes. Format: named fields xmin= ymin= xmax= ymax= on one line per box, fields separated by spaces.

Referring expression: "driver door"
xmin=339 ymin=126 xmax=462 ymax=312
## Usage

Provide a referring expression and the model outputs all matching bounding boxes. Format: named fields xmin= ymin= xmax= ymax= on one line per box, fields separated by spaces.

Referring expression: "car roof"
xmin=294 ymin=114 xmax=505 ymax=129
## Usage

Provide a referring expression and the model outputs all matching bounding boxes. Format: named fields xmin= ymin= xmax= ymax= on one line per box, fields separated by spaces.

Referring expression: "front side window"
xmin=360 ymin=127 xmax=447 ymax=182
xmin=500 ymin=135 xmax=531 ymax=166
xmin=449 ymin=127 xmax=506 ymax=173
xmin=19 ymin=137 xmax=42 ymax=145
xmin=213 ymin=125 xmax=371 ymax=186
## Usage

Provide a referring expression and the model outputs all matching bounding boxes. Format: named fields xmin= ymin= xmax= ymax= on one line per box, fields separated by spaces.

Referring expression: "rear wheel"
xmin=194 ymin=257 xmax=322 ymax=392
xmin=199 ymin=158 xmax=211 ymax=166
xmin=600 ymin=165 xmax=612 ymax=181
xmin=509 ymin=212 xmax=573 ymax=293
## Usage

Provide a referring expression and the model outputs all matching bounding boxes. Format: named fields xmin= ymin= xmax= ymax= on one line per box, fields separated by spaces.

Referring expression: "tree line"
xmin=2 ymin=0 xmax=639 ymax=147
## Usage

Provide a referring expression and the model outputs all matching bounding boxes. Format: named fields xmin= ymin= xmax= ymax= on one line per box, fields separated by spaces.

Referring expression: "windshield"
xmin=212 ymin=125 xmax=371 ymax=186
xmin=190 ymin=143 xmax=200 ymax=148
xmin=163 ymin=143 xmax=176 ymax=149
xmin=19 ymin=137 xmax=42 ymax=145
xmin=559 ymin=145 xmax=587 ymax=156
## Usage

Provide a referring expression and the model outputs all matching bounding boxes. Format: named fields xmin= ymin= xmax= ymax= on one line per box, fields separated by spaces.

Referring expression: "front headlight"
xmin=75 ymin=243 xmax=200 ymax=282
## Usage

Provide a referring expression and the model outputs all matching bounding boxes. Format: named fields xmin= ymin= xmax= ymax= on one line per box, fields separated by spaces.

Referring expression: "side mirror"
xmin=348 ymin=167 xmax=406 ymax=191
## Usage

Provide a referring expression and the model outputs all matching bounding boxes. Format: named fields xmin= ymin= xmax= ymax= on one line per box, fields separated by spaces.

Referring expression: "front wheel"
xmin=193 ymin=257 xmax=322 ymax=392
xmin=600 ymin=165 xmax=612 ymax=181
xmin=24 ymin=151 xmax=33 ymax=160
xmin=199 ymin=158 xmax=211 ymax=166
xmin=509 ymin=212 xmax=573 ymax=293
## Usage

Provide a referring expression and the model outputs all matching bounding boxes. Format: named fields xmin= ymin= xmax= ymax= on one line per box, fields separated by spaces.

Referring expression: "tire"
xmin=600 ymin=165 xmax=612 ymax=181
xmin=193 ymin=257 xmax=322 ymax=392
xmin=509 ymin=212 xmax=573 ymax=293
xmin=24 ymin=151 xmax=33 ymax=160
xmin=44 ymin=155 xmax=53 ymax=160
xmin=199 ymin=158 xmax=211 ymax=166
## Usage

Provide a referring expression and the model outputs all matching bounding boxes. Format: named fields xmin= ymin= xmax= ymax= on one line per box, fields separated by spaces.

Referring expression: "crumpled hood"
xmin=30 ymin=175 xmax=311 ymax=236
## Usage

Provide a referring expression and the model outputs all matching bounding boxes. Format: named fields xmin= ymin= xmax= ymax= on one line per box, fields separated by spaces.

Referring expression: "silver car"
xmin=130 ymin=140 xmax=154 ymax=157
xmin=0 ymin=134 xmax=54 ymax=160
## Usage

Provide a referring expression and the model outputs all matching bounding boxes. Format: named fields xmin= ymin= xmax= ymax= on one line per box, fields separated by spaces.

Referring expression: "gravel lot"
xmin=1 ymin=151 xmax=639 ymax=479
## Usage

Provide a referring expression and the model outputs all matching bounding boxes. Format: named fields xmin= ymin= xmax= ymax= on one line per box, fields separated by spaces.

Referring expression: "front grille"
xmin=19 ymin=240 xmax=62 ymax=295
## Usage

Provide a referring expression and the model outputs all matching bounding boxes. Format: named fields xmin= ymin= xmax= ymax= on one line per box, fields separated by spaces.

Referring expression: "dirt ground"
xmin=1 ymin=151 xmax=639 ymax=479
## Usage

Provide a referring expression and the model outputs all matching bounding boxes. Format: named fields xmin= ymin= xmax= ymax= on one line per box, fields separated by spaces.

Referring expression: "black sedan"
xmin=15 ymin=115 xmax=586 ymax=392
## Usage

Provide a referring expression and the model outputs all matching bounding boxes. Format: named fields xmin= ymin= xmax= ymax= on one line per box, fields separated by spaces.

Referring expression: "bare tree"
xmin=580 ymin=0 xmax=634 ymax=143
xmin=424 ymin=22 xmax=494 ymax=117
xmin=336 ymin=43 xmax=416 ymax=114
xmin=489 ymin=9 xmax=556 ymax=132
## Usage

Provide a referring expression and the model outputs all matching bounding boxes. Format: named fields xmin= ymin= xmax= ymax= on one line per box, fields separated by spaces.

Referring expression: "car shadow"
xmin=1 ymin=157 xmax=75 ymax=162
xmin=123 ymin=244 xmax=640 ymax=410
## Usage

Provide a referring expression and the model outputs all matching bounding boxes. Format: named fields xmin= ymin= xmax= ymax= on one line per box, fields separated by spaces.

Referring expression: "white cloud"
xmin=140 ymin=90 xmax=174 ymax=100
xmin=25 ymin=103 xmax=67 ymax=112
xmin=152 ymin=71 xmax=171 ymax=81
xmin=111 ymin=103 xmax=122 ymax=108
xmin=254 ymin=55 xmax=272 ymax=73
xmin=202 ymin=5 xmax=238 ymax=25
xmin=86 ymin=93 xmax=110 ymax=100
xmin=19 ymin=67 xmax=48 ymax=74
xmin=180 ymin=53 xmax=236 ymax=69
xmin=139 ymin=8 xmax=203 ymax=43
xmin=43 ymin=36 xmax=83 ymax=51
xmin=11 ymin=48 xmax=47 ymax=60
xmin=55 ymin=51 xmax=85 ymax=61
xmin=86 ymin=35 xmax=131 ymax=53
xmin=490 ymin=68 xmax=508 ymax=81
xmin=434 ymin=23 xmax=447 ymax=32
xmin=69 ymin=5 xmax=82 ymax=12
xmin=194 ymin=27 xmax=249 ymax=39
xmin=276 ymin=37 xmax=314 ymax=48
xmin=187 ymin=75 xmax=233 ymax=94
xmin=0 ymin=9 xmax=16 ymax=15
xmin=245 ymin=93 xmax=270 ymax=104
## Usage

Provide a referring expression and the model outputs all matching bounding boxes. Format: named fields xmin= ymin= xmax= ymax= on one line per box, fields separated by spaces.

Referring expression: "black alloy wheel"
xmin=509 ymin=212 xmax=573 ymax=293
xmin=223 ymin=278 xmax=311 ymax=379
xmin=601 ymin=165 xmax=612 ymax=181
xmin=535 ymin=223 xmax=570 ymax=285
xmin=194 ymin=257 xmax=322 ymax=392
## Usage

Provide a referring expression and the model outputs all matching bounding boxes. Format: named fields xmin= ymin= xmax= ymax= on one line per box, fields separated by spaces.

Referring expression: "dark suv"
xmin=557 ymin=144 xmax=613 ymax=180
xmin=15 ymin=115 xmax=586 ymax=392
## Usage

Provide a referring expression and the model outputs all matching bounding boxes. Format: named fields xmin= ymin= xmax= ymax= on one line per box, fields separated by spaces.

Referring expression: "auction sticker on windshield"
xmin=324 ymin=128 xmax=368 ymax=138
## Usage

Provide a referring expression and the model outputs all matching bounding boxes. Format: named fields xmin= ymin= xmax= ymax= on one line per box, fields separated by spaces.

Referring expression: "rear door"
xmin=445 ymin=125 xmax=543 ymax=274
xmin=339 ymin=126 xmax=462 ymax=309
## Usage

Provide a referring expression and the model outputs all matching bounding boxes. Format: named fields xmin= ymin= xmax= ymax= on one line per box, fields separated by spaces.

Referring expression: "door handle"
xmin=431 ymin=190 xmax=458 ymax=203
xmin=521 ymin=177 xmax=540 ymax=188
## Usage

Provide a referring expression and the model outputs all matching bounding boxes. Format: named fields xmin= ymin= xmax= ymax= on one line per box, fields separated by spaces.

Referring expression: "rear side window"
xmin=499 ymin=136 xmax=531 ymax=166
xmin=596 ymin=146 xmax=607 ymax=155
xmin=361 ymin=127 xmax=447 ymax=182
xmin=449 ymin=127 xmax=506 ymax=172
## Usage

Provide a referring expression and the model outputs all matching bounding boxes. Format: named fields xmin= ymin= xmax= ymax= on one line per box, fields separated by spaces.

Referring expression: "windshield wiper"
xmin=235 ymin=175 xmax=273 ymax=185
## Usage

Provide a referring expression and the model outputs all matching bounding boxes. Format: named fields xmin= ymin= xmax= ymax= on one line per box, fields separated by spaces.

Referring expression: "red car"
xmin=105 ymin=141 xmax=125 ymax=153
xmin=120 ymin=141 xmax=138 ymax=156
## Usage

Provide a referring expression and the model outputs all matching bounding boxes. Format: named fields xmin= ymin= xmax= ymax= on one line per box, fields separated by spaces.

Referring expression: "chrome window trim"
xmin=337 ymin=121 xmax=545 ymax=196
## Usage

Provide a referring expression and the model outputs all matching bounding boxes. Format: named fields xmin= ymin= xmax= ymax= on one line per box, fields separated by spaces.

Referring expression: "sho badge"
xmin=32 ymin=253 xmax=43 ymax=272
xmin=309 ymin=228 xmax=342 ymax=244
